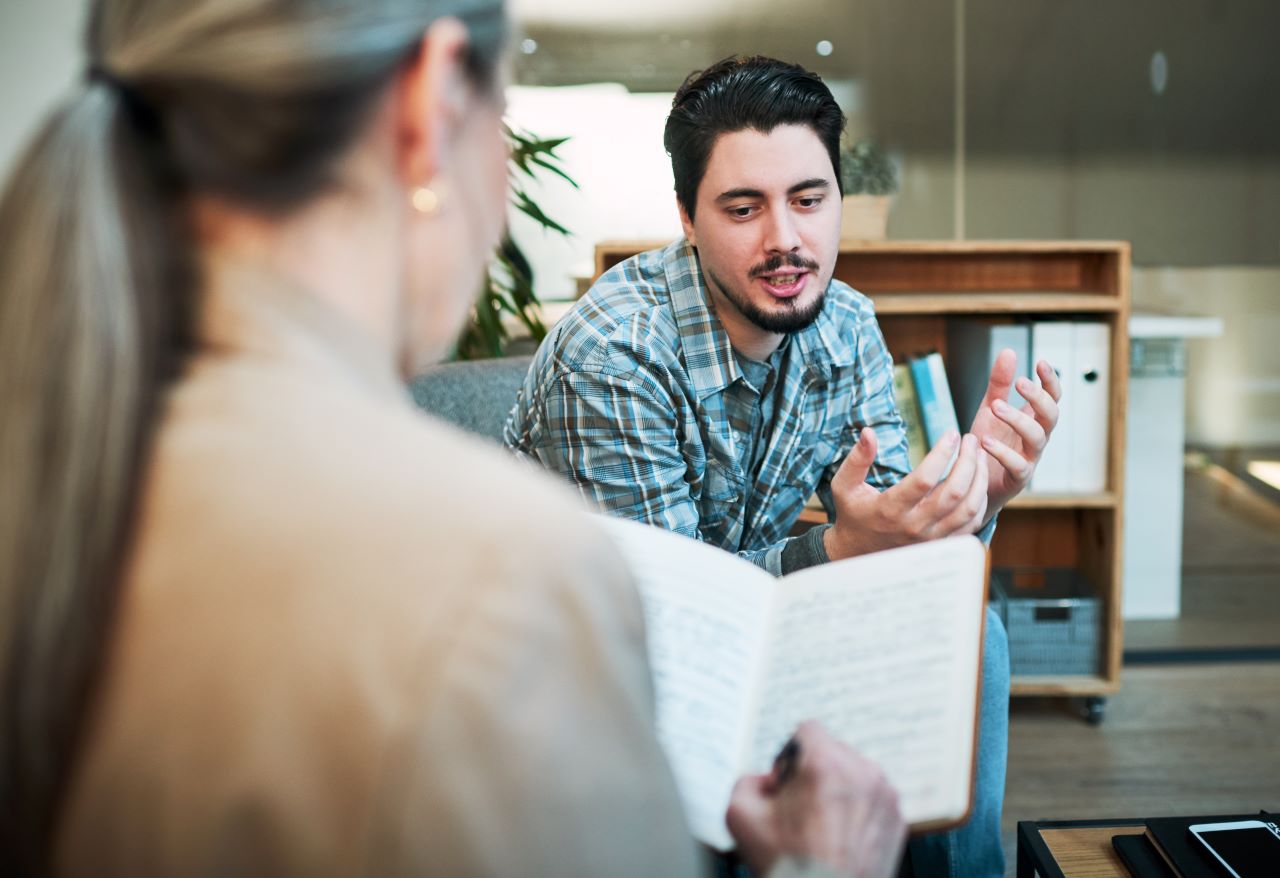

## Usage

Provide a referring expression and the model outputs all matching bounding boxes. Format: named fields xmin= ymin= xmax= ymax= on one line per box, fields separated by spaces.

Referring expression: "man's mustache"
xmin=749 ymin=254 xmax=821 ymax=278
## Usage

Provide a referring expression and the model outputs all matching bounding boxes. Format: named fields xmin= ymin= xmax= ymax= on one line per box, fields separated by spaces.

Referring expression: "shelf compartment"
xmin=834 ymin=244 xmax=1127 ymax=297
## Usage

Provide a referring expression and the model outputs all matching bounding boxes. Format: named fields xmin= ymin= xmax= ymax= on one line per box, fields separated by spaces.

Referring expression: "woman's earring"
xmin=411 ymin=185 xmax=441 ymax=215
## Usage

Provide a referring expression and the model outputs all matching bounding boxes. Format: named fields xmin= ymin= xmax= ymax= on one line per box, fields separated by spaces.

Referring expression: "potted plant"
xmin=838 ymin=140 xmax=898 ymax=241
xmin=456 ymin=126 xmax=577 ymax=360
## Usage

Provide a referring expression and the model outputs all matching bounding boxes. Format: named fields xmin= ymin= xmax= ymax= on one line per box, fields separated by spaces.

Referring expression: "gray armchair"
xmin=408 ymin=355 xmax=533 ymax=444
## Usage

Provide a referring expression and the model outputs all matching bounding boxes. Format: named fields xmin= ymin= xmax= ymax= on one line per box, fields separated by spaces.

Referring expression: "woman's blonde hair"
xmin=0 ymin=0 xmax=504 ymax=871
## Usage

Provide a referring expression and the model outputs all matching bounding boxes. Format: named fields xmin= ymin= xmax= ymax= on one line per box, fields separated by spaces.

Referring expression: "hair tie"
xmin=86 ymin=64 xmax=162 ymax=137
xmin=87 ymin=64 xmax=124 ymax=90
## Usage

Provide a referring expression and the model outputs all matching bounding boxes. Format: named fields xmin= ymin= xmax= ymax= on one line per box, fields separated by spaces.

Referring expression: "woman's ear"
xmin=397 ymin=17 xmax=471 ymax=188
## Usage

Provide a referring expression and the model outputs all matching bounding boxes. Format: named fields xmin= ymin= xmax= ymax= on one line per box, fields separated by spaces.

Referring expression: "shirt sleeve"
xmin=526 ymin=368 xmax=703 ymax=536
xmin=523 ymin=368 xmax=823 ymax=575
xmin=813 ymin=310 xmax=911 ymax=515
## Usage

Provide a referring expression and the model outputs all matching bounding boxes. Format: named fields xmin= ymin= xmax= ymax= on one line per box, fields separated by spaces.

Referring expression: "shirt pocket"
xmin=698 ymin=458 xmax=745 ymax=528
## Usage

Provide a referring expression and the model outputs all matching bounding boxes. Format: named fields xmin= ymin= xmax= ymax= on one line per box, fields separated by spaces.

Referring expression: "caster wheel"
xmin=1081 ymin=696 xmax=1106 ymax=725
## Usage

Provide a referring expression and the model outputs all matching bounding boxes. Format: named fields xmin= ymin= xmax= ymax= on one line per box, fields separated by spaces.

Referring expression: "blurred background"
xmin=2 ymin=2 xmax=1277 ymax=868
xmin=4 ymin=0 xmax=1277 ymax=628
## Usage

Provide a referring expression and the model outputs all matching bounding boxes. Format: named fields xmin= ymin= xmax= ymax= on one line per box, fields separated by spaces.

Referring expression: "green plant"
xmin=839 ymin=140 xmax=899 ymax=197
xmin=455 ymin=126 xmax=578 ymax=360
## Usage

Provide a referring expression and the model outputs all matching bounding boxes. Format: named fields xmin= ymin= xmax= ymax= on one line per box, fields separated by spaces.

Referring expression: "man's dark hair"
xmin=664 ymin=55 xmax=846 ymax=219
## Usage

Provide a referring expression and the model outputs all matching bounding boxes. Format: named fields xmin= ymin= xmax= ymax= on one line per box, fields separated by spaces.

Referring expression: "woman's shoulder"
xmin=66 ymin=367 xmax=655 ymax=876
xmin=126 ymin=353 xmax=648 ymax=734
xmin=152 ymin=358 xmax=612 ymax=601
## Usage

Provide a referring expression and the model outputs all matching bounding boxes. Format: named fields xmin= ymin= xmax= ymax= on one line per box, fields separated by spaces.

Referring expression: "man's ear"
xmin=677 ymin=197 xmax=696 ymax=247
xmin=397 ymin=17 xmax=471 ymax=188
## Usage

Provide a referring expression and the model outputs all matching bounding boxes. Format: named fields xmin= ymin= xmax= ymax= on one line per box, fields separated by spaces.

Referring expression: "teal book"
xmin=909 ymin=352 xmax=960 ymax=450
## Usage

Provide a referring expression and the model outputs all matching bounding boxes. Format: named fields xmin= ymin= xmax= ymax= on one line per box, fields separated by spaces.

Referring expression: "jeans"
xmin=907 ymin=606 xmax=1010 ymax=878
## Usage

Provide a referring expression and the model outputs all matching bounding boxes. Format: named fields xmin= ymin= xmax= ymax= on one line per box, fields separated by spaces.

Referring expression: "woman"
xmin=0 ymin=1 xmax=904 ymax=875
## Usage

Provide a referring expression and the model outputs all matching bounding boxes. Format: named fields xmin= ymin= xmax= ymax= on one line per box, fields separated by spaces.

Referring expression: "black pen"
xmin=773 ymin=736 xmax=801 ymax=788
xmin=721 ymin=737 xmax=805 ymax=877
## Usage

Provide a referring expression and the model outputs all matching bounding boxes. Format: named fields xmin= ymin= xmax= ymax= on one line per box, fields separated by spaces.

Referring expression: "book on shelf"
xmin=945 ymin=321 xmax=1031 ymax=430
xmin=909 ymin=352 xmax=960 ymax=450
xmin=892 ymin=362 xmax=928 ymax=468
xmin=599 ymin=515 xmax=988 ymax=851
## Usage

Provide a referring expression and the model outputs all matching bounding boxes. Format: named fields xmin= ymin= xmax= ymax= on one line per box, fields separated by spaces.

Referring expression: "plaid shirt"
xmin=504 ymin=239 xmax=916 ymax=575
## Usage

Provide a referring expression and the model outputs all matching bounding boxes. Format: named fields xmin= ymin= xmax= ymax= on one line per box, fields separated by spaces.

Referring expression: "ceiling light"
xmin=1150 ymin=50 xmax=1168 ymax=95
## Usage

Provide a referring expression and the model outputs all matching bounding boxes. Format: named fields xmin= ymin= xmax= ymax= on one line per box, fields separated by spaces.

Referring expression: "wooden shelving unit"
xmin=594 ymin=240 xmax=1131 ymax=701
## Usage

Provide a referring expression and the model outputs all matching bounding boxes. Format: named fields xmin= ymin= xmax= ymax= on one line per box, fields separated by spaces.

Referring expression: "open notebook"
xmin=601 ymin=516 xmax=988 ymax=851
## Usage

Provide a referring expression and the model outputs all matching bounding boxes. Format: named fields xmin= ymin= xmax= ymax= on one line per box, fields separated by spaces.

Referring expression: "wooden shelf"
xmin=796 ymin=492 xmax=1116 ymax=523
xmin=596 ymin=239 xmax=1131 ymax=706
xmin=1008 ymin=492 xmax=1118 ymax=510
xmin=869 ymin=292 xmax=1122 ymax=315
xmin=1010 ymin=676 xmax=1122 ymax=697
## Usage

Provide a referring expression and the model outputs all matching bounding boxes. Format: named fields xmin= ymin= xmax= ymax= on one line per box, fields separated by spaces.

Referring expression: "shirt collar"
xmin=662 ymin=237 xmax=856 ymax=400
xmin=663 ymin=239 xmax=743 ymax=400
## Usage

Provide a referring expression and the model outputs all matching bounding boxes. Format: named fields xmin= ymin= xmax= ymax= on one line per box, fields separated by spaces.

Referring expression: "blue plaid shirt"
xmin=504 ymin=239 xmax=918 ymax=575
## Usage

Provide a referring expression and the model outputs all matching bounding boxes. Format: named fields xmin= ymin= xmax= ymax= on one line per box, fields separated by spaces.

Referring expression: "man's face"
xmin=679 ymin=124 xmax=842 ymax=342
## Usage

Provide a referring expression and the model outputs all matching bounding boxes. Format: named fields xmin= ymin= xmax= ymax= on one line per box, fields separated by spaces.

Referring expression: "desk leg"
xmin=1015 ymin=822 xmax=1039 ymax=878
xmin=1016 ymin=839 xmax=1036 ymax=877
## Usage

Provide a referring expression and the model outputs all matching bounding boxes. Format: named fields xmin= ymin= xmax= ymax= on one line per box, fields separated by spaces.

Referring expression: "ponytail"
xmin=0 ymin=80 xmax=192 ymax=872
xmin=0 ymin=1 xmax=507 ymax=871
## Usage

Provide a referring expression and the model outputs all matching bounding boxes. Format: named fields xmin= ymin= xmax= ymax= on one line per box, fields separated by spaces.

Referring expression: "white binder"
xmin=1068 ymin=323 xmax=1111 ymax=493
xmin=1028 ymin=323 xmax=1074 ymax=493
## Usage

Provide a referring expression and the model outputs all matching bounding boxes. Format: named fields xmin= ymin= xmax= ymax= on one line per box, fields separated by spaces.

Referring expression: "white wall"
xmin=505 ymin=84 xmax=682 ymax=298
xmin=3 ymin=1 xmax=1273 ymax=448
xmin=0 ymin=0 xmax=85 ymax=178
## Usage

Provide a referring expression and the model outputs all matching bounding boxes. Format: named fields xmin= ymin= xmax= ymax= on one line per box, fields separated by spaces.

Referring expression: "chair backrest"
xmin=408 ymin=355 xmax=534 ymax=443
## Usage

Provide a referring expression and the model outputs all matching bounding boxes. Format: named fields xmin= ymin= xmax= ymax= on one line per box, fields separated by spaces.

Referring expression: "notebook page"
xmin=747 ymin=537 xmax=984 ymax=828
xmin=599 ymin=516 xmax=777 ymax=849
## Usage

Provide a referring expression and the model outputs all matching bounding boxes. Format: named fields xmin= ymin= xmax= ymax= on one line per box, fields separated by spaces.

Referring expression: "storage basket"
xmin=990 ymin=567 xmax=1101 ymax=676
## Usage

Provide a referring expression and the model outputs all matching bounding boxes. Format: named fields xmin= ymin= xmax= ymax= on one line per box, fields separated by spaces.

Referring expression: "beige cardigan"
xmin=56 ymin=283 xmax=703 ymax=876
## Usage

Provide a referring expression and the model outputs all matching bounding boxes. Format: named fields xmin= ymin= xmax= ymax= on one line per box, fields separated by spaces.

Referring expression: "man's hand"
xmin=969 ymin=349 xmax=1062 ymax=517
xmin=823 ymin=425 xmax=989 ymax=561
xmin=726 ymin=722 xmax=906 ymax=878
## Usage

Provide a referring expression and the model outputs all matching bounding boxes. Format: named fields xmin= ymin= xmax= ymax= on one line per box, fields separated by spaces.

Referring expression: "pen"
xmin=722 ymin=737 xmax=806 ymax=877
xmin=773 ymin=736 xmax=802 ymax=788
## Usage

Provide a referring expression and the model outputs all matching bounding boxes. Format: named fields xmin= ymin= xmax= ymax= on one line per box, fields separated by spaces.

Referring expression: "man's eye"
xmin=796 ymin=196 xmax=824 ymax=208
xmin=728 ymin=206 xmax=755 ymax=218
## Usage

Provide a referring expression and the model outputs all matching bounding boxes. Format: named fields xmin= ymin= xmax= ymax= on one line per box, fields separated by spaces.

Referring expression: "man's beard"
xmin=707 ymin=253 xmax=826 ymax=334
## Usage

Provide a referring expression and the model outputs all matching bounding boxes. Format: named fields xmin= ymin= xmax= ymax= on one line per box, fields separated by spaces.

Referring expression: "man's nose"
xmin=763 ymin=206 xmax=802 ymax=255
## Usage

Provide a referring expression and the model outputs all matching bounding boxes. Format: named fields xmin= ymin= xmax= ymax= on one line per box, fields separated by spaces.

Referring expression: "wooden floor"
xmin=1000 ymin=463 xmax=1280 ymax=875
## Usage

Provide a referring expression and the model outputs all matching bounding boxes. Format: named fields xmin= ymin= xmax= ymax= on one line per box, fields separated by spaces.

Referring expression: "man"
xmin=506 ymin=56 xmax=1060 ymax=877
